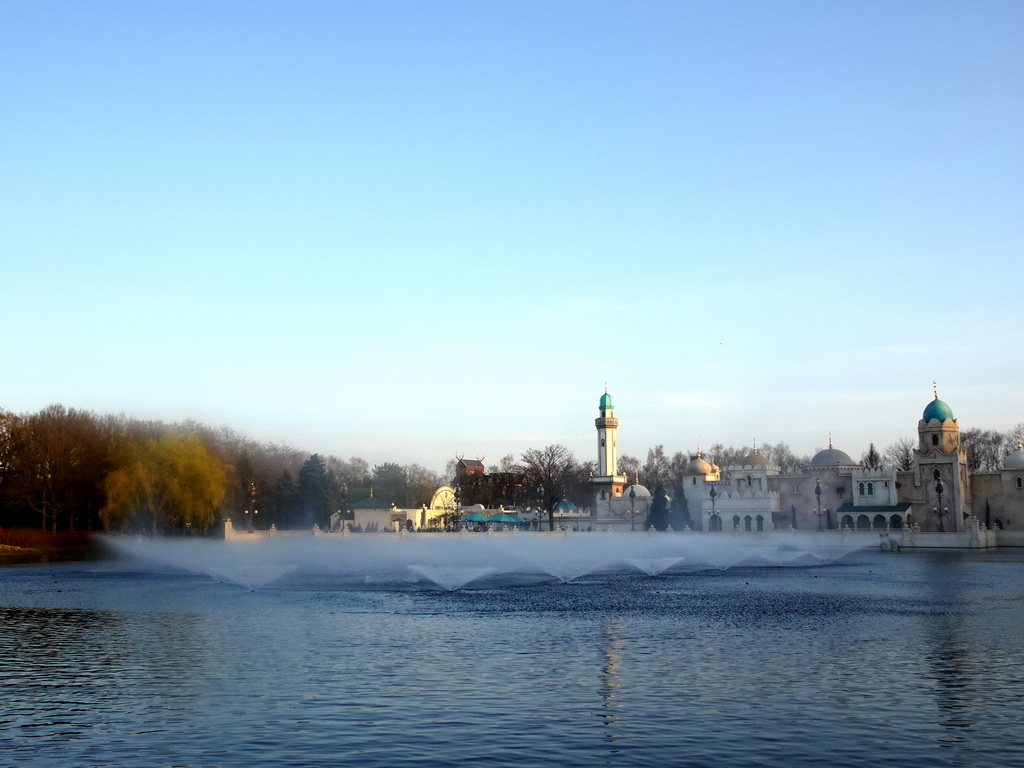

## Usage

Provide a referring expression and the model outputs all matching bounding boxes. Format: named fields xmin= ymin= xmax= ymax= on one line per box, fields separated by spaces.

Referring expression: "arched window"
xmin=1017 ymin=477 xmax=1023 ymax=489
xmin=692 ymin=477 xmax=696 ymax=485
xmin=933 ymin=468 xmax=941 ymax=481
xmin=867 ymin=482 xmax=874 ymax=496
xmin=755 ymin=515 xmax=765 ymax=532
xmin=744 ymin=515 xmax=752 ymax=531
xmin=932 ymin=435 xmax=939 ymax=446
xmin=732 ymin=515 xmax=741 ymax=530
xmin=746 ymin=475 xmax=752 ymax=486
xmin=858 ymin=482 xmax=865 ymax=495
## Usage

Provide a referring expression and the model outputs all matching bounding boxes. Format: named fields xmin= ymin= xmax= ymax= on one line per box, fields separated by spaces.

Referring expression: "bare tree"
xmin=884 ymin=437 xmax=915 ymax=472
xmin=17 ymin=405 xmax=107 ymax=532
xmin=617 ymin=454 xmax=641 ymax=484
xmin=1007 ymin=423 xmax=1024 ymax=447
xmin=405 ymin=463 xmax=444 ymax=507
xmin=0 ymin=410 xmax=25 ymax=513
xmin=708 ymin=443 xmax=750 ymax=471
xmin=643 ymin=445 xmax=671 ymax=489
xmin=761 ymin=442 xmax=806 ymax=474
xmin=518 ymin=444 xmax=580 ymax=531
xmin=960 ymin=428 xmax=1008 ymax=472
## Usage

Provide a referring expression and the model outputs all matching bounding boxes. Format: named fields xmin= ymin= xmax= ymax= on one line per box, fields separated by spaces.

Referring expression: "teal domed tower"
xmin=918 ymin=383 xmax=959 ymax=454
xmin=592 ymin=388 xmax=626 ymax=516
xmin=913 ymin=383 xmax=970 ymax=531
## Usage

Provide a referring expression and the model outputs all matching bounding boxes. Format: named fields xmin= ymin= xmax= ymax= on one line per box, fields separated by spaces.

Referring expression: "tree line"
xmin=0 ymin=404 xmax=444 ymax=533
xmin=2 ymin=403 xmax=1020 ymax=534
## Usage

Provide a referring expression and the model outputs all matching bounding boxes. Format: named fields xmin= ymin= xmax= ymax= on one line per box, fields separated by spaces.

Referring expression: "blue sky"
xmin=3 ymin=0 xmax=1022 ymax=471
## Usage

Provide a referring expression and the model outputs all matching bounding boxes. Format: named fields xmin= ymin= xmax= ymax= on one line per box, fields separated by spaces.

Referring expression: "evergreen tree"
xmin=269 ymin=470 xmax=299 ymax=529
xmin=298 ymin=454 xmax=330 ymax=528
xmin=647 ymin=484 xmax=670 ymax=531
xmin=669 ymin=485 xmax=690 ymax=530
xmin=862 ymin=442 xmax=883 ymax=469
xmin=371 ymin=462 xmax=408 ymax=507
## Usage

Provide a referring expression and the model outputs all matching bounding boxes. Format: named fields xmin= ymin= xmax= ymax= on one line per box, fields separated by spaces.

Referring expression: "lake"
xmin=1 ymin=535 xmax=1023 ymax=767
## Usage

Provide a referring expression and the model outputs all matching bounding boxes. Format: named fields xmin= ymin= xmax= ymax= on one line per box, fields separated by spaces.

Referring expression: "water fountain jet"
xmin=102 ymin=530 xmax=873 ymax=591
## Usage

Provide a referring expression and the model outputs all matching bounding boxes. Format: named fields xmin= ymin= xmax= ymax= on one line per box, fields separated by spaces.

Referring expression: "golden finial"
xmin=369 ymin=486 xmax=374 ymax=498
xmin=752 ymin=439 xmax=758 ymax=455
xmin=933 ymin=381 xmax=939 ymax=400
xmin=828 ymin=433 xmax=833 ymax=450
xmin=635 ymin=471 xmax=639 ymax=484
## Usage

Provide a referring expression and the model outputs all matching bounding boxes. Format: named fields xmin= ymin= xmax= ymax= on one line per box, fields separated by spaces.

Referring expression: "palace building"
xmin=590 ymin=387 xmax=1024 ymax=538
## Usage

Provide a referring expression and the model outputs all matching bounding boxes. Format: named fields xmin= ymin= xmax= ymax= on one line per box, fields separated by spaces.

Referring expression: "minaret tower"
xmin=913 ymin=383 xmax=970 ymax=531
xmin=592 ymin=388 xmax=627 ymax=517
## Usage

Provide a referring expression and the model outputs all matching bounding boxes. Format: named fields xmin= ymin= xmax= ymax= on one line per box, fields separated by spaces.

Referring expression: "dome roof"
xmin=624 ymin=484 xmax=651 ymax=499
xmin=553 ymin=498 xmax=578 ymax=511
xmin=686 ymin=447 xmax=714 ymax=475
xmin=1004 ymin=442 xmax=1024 ymax=471
xmin=741 ymin=449 xmax=769 ymax=467
xmin=810 ymin=447 xmax=856 ymax=467
xmin=923 ymin=398 xmax=954 ymax=423
xmin=686 ymin=456 xmax=713 ymax=475
xmin=599 ymin=391 xmax=614 ymax=410
xmin=923 ymin=385 xmax=955 ymax=423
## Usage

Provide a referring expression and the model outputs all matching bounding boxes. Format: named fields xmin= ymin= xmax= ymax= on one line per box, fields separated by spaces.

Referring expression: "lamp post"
xmin=247 ymin=482 xmax=257 ymax=533
xmin=537 ymin=484 xmax=546 ymax=531
xmin=448 ymin=485 xmax=461 ymax=530
xmin=814 ymin=479 xmax=823 ymax=532
xmin=628 ymin=486 xmax=637 ymax=531
xmin=341 ymin=483 xmax=348 ymax=530
xmin=709 ymin=485 xmax=718 ymax=531
xmin=935 ymin=478 xmax=945 ymax=532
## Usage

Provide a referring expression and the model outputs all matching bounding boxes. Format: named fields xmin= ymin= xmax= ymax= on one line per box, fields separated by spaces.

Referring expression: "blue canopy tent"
xmin=488 ymin=512 xmax=528 ymax=527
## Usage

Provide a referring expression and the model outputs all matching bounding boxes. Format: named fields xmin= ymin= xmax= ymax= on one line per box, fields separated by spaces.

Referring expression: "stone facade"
xmin=590 ymin=388 xmax=1024 ymax=537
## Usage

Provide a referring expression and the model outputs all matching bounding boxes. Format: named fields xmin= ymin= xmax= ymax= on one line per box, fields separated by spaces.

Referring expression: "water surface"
xmin=1 ymin=543 xmax=1022 ymax=767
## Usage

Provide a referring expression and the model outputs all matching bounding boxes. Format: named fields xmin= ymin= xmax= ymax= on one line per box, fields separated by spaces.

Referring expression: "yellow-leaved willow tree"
xmin=101 ymin=429 xmax=229 ymax=533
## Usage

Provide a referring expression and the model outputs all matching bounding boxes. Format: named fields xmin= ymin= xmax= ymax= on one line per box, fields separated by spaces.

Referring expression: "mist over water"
xmin=103 ymin=531 xmax=870 ymax=591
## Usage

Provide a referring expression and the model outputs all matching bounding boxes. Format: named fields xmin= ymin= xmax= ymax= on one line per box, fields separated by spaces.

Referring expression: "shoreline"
xmin=0 ymin=532 xmax=106 ymax=566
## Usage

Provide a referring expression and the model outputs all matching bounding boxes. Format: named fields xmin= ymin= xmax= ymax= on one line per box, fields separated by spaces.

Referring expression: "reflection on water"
xmin=599 ymin=618 xmax=624 ymax=745
xmin=2 ymin=551 xmax=1024 ymax=767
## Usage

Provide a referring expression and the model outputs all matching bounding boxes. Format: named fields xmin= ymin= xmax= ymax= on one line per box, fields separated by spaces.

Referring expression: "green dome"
xmin=923 ymin=397 xmax=954 ymax=423
xmin=599 ymin=392 xmax=614 ymax=410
